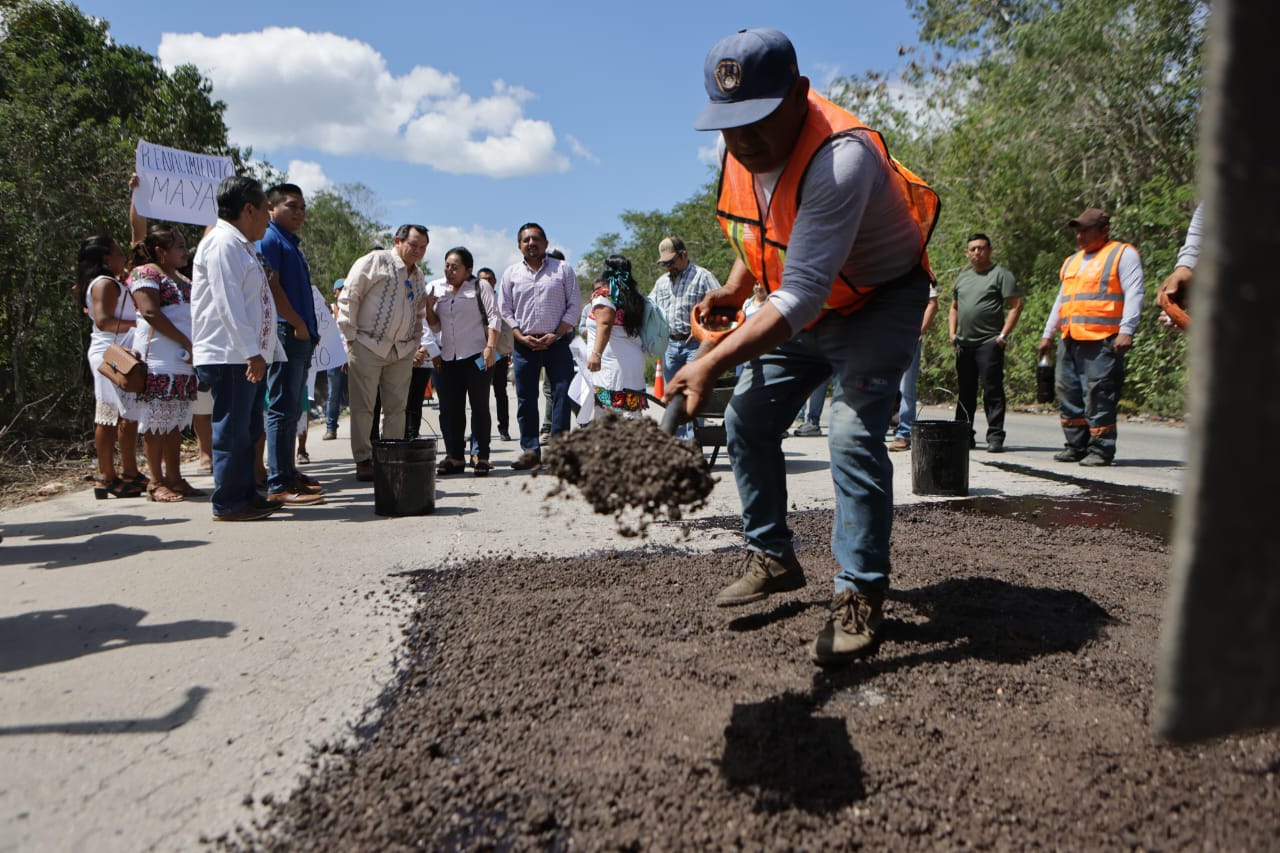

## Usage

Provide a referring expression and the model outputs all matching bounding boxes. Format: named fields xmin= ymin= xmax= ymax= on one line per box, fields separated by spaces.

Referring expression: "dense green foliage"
xmin=0 ymin=1 xmax=390 ymax=440
xmin=581 ymin=0 xmax=1204 ymax=416
xmin=576 ymin=171 xmax=734 ymax=297
xmin=0 ymin=0 xmax=240 ymax=435
xmin=302 ymin=184 xmax=388 ymax=300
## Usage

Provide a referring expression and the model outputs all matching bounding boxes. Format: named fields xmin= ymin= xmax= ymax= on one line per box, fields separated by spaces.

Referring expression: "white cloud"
xmin=811 ymin=61 xmax=843 ymax=93
xmin=697 ymin=142 xmax=721 ymax=165
xmin=420 ymin=225 xmax=522 ymax=280
xmin=158 ymin=28 xmax=570 ymax=178
xmin=565 ymin=135 xmax=599 ymax=164
xmin=285 ymin=160 xmax=330 ymax=199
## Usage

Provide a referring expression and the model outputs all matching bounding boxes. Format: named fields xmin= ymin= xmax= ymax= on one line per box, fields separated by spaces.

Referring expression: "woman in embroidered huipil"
xmin=585 ymin=255 xmax=648 ymax=417
xmin=127 ymin=225 xmax=201 ymax=502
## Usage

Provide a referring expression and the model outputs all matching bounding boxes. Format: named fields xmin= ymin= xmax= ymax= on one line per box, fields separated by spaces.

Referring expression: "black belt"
xmin=669 ymin=333 xmax=692 ymax=342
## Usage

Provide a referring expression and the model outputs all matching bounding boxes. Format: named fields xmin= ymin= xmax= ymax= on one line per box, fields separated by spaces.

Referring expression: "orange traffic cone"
xmin=654 ymin=361 xmax=665 ymax=398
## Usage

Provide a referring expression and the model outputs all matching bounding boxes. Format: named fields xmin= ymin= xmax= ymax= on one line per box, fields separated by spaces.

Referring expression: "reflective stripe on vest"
xmin=714 ymin=92 xmax=939 ymax=323
xmin=1058 ymin=241 xmax=1130 ymax=341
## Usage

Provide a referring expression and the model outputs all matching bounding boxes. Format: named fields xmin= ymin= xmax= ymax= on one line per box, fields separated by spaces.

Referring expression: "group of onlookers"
xmin=79 ymin=173 xmax=701 ymax=517
xmin=78 ymin=153 xmax=1168 ymax=530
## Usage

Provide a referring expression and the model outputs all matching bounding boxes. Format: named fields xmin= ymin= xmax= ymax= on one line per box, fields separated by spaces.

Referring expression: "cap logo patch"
xmin=715 ymin=59 xmax=742 ymax=95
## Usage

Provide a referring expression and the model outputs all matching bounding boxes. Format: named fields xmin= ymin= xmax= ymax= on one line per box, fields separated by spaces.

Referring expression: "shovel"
xmin=659 ymin=305 xmax=744 ymax=436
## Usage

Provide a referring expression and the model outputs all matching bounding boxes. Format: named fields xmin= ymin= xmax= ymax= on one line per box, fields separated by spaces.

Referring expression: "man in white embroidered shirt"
xmin=337 ymin=225 xmax=429 ymax=481
xmin=191 ymin=176 xmax=284 ymax=522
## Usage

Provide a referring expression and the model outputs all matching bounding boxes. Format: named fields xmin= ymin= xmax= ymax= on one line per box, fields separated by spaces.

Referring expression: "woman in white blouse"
xmin=424 ymin=247 xmax=501 ymax=476
xmin=79 ymin=235 xmax=147 ymax=499
xmin=585 ymin=255 xmax=648 ymax=418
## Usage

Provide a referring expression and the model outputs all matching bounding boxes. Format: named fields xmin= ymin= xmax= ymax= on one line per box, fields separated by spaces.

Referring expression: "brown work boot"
xmin=715 ymin=550 xmax=807 ymax=607
xmin=810 ymin=589 xmax=885 ymax=665
xmin=355 ymin=460 xmax=375 ymax=481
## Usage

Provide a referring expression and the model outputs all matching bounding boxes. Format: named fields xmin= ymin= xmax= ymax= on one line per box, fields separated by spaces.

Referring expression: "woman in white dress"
xmin=79 ymin=235 xmax=146 ymax=498
xmin=585 ymin=255 xmax=648 ymax=418
xmin=126 ymin=225 xmax=200 ymax=502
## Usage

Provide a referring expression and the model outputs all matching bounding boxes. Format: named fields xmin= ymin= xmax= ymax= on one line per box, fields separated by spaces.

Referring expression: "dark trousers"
xmin=195 ymin=364 xmax=266 ymax=516
xmin=1057 ymin=336 xmax=1124 ymax=460
xmin=437 ymin=355 xmax=492 ymax=461
xmin=512 ymin=337 xmax=573 ymax=453
xmin=954 ymin=339 xmax=1007 ymax=443
xmin=405 ymin=366 xmax=434 ymax=438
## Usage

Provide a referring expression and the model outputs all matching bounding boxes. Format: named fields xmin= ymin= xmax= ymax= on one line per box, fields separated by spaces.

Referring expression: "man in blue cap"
xmin=665 ymin=28 xmax=939 ymax=665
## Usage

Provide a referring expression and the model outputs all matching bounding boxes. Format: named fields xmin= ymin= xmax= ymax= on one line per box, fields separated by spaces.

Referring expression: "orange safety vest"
xmin=1057 ymin=240 xmax=1133 ymax=341
xmin=714 ymin=92 xmax=939 ymax=320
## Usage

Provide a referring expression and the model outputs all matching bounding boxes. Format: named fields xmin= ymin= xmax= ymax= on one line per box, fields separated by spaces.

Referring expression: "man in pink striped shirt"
xmin=497 ymin=223 xmax=581 ymax=470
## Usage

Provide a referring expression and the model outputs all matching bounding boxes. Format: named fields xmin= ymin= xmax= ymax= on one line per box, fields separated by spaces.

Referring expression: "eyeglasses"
xmin=658 ymin=258 xmax=677 ymax=268
xmin=404 ymin=278 xmax=415 ymax=301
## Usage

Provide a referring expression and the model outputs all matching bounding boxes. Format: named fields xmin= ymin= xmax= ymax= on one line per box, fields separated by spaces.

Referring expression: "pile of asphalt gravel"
xmin=222 ymin=506 xmax=1279 ymax=850
xmin=542 ymin=411 xmax=715 ymax=537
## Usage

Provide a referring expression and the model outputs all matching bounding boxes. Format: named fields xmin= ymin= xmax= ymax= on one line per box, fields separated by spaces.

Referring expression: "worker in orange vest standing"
xmin=1037 ymin=208 xmax=1145 ymax=467
xmin=666 ymin=28 xmax=939 ymax=666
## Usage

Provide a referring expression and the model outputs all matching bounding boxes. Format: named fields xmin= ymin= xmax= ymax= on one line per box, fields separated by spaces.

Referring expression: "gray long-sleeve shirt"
xmin=1175 ymin=203 xmax=1204 ymax=270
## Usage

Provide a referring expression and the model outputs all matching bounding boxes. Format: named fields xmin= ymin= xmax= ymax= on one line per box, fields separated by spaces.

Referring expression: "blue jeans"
xmin=1056 ymin=336 xmax=1123 ymax=460
xmin=895 ymin=338 xmax=924 ymax=441
xmin=726 ymin=268 xmax=928 ymax=595
xmin=664 ymin=337 xmax=701 ymax=439
xmin=325 ymin=366 xmax=347 ymax=431
xmin=265 ymin=328 xmax=315 ymax=493
xmin=801 ymin=380 xmax=830 ymax=426
xmin=512 ymin=337 xmax=574 ymax=453
xmin=195 ymin=364 xmax=266 ymax=516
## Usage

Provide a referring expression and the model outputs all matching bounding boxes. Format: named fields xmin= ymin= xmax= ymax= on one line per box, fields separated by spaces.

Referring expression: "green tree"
xmin=578 ymin=172 xmax=734 ymax=297
xmin=829 ymin=0 xmax=1206 ymax=415
xmin=299 ymin=183 xmax=388 ymax=299
xmin=0 ymin=0 xmax=239 ymax=437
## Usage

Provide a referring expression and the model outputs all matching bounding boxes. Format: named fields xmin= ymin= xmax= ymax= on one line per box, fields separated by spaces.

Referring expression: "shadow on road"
xmin=0 ymin=686 xmax=210 ymax=736
xmin=809 ymin=576 xmax=1113 ymax=697
xmin=0 ymin=532 xmax=206 ymax=570
xmin=719 ymin=691 xmax=865 ymax=813
xmin=0 ymin=604 xmax=234 ymax=672
xmin=0 ymin=513 xmax=186 ymax=541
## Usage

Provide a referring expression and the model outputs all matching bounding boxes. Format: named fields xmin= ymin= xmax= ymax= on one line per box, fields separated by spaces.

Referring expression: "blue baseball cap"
xmin=694 ymin=28 xmax=799 ymax=131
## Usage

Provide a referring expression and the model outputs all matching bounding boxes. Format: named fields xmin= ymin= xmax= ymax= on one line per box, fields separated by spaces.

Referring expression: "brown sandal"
xmin=147 ymin=484 xmax=185 ymax=503
xmin=173 ymin=479 xmax=207 ymax=497
xmin=436 ymin=459 xmax=466 ymax=476
xmin=473 ymin=459 xmax=493 ymax=476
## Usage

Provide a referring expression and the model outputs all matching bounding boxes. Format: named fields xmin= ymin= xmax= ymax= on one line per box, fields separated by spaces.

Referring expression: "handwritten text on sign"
xmin=309 ymin=286 xmax=347 ymax=374
xmin=133 ymin=140 xmax=235 ymax=227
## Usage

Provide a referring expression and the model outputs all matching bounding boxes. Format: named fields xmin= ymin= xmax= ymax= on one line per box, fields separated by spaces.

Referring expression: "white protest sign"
xmin=133 ymin=140 xmax=235 ymax=227
xmin=309 ymin=287 xmax=347 ymax=379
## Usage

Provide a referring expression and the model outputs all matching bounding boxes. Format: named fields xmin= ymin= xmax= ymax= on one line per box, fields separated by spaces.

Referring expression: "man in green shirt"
xmin=948 ymin=233 xmax=1023 ymax=452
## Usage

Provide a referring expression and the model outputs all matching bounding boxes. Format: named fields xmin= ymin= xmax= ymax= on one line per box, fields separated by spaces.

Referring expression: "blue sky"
xmin=86 ymin=1 xmax=922 ymax=278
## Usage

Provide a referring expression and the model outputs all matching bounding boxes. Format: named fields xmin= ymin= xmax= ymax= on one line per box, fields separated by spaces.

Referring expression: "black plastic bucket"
xmin=910 ymin=420 xmax=970 ymax=496
xmin=372 ymin=438 xmax=436 ymax=516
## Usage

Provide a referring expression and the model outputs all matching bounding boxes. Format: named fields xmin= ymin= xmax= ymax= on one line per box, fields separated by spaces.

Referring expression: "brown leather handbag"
xmin=93 ymin=275 xmax=150 ymax=394
xmin=98 ymin=342 xmax=147 ymax=393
